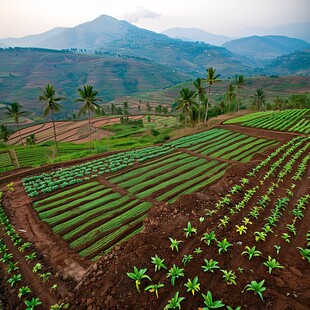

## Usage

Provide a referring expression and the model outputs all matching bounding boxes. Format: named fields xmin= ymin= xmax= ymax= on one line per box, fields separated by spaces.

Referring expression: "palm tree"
xmin=235 ymin=75 xmax=246 ymax=112
xmin=176 ymin=88 xmax=196 ymax=130
xmin=193 ymin=78 xmax=206 ymax=128
xmin=253 ymin=88 xmax=266 ymax=111
xmin=203 ymin=67 xmax=221 ymax=124
xmin=75 ymin=85 xmax=103 ymax=152
xmin=0 ymin=124 xmax=11 ymax=143
xmin=5 ymin=102 xmax=28 ymax=145
xmin=39 ymin=84 xmax=66 ymax=156
xmin=224 ymin=83 xmax=236 ymax=113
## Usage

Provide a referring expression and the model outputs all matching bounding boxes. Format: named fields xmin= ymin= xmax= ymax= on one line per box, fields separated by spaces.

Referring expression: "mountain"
xmin=0 ymin=15 xmax=254 ymax=77
xmin=162 ymin=27 xmax=232 ymax=46
xmin=261 ymin=49 xmax=310 ymax=75
xmin=0 ymin=27 xmax=67 ymax=47
xmin=223 ymin=35 xmax=310 ymax=61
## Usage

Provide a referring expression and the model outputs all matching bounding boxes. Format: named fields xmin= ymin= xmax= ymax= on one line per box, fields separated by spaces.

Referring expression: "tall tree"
xmin=203 ymin=67 xmax=221 ymax=124
xmin=193 ymin=78 xmax=206 ymax=128
xmin=224 ymin=83 xmax=236 ymax=113
xmin=39 ymin=83 xmax=66 ymax=156
xmin=5 ymin=102 xmax=28 ymax=145
xmin=0 ymin=124 xmax=11 ymax=143
xmin=253 ymin=88 xmax=266 ymax=111
xmin=235 ymin=75 xmax=246 ymax=112
xmin=75 ymin=85 xmax=103 ymax=152
xmin=176 ymin=88 xmax=196 ymax=130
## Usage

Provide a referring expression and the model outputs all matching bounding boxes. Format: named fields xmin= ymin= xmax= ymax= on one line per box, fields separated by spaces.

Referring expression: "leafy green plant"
xmin=235 ymin=225 xmax=247 ymax=235
xmin=18 ymin=241 xmax=31 ymax=253
xmin=127 ymin=266 xmax=151 ymax=292
xmin=169 ymin=237 xmax=183 ymax=252
xmin=164 ymin=291 xmax=185 ymax=310
xmin=281 ymin=233 xmax=291 ymax=243
xmin=297 ymin=247 xmax=310 ymax=263
xmin=184 ymin=221 xmax=197 ymax=238
xmin=24 ymin=297 xmax=42 ymax=310
xmin=254 ymin=231 xmax=267 ymax=242
xmin=50 ymin=303 xmax=70 ymax=310
xmin=184 ymin=276 xmax=200 ymax=295
xmin=6 ymin=261 xmax=19 ymax=273
xmin=201 ymin=291 xmax=225 ymax=309
xmin=274 ymin=245 xmax=281 ymax=255
xmin=0 ymin=252 xmax=13 ymax=263
xmin=241 ymin=246 xmax=262 ymax=260
xmin=32 ymin=263 xmax=43 ymax=273
xmin=18 ymin=286 xmax=31 ymax=299
xmin=194 ymin=247 xmax=203 ymax=254
xmin=243 ymin=279 xmax=266 ymax=301
xmin=25 ymin=252 xmax=37 ymax=262
xmin=218 ymin=216 xmax=230 ymax=228
xmin=201 ymin=259 xmax=220 ymax=273
xmin=167 ymin=264 xmax=185 ymax=287
xmin=263 ymin=256 xmax=284 ymax=274
xmin=201 ymin=231 xmax=216 ymax=246
xmin=7 ymin=273 xmax=22 ymax=287
xmin=226 ymin=306 xmax=241 ymax=310
xmin=39 ymin=272 xmax=51 ymax=282
xmin=151 ymin=255 xmax=167 ymax=272
xmin=221 ymin=269 xmax=237 ymax=285
xmin=182 ymin=254 xmax=193 ymax=266
xmin=144 ymin=283 xmax=164 ymax=299
xmin=217 ymin=238 xmax=232 ymax=254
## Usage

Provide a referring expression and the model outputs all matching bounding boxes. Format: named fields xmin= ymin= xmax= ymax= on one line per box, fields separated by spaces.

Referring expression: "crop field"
xmin=224 ymin=108 xmax=310 ymax=134
xmin=0 ymin=114 xmax=309 ymax=310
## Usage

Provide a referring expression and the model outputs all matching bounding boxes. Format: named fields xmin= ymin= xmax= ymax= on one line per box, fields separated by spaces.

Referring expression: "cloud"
xmin=122 ymin=6 xmax=161 ymax=23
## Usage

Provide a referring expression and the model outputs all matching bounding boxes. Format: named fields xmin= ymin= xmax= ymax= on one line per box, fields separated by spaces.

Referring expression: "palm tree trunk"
xmin=51 ymin=112 xmax=59 ymax=156
xmin=88 ymin=108 xmax=92 ymax=152
xmin=17 ymin=121 xmax=23 ymax=145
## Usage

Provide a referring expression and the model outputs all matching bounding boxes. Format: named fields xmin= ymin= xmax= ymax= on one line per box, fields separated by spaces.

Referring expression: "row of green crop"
xmin=223 ymin=111 xmax=275 ymax=124
xmin=0 ymin=152 xmax=14 ymax=172
xmin=241 ymin=109 xmax=310 ymax=133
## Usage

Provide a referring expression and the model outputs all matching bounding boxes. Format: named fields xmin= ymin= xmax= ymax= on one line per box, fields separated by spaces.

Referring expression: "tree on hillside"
xmin=235 ymin=75 xmax=246 ymax=112
xmin=176 ymin=88 xmax=197 ymax=130
xmin=75 ymin=85 xmax=103 ymax=152
xmin=253 ymin=88 xmax=266 ymax=111
xmin=0 ymin=124 xmax=11 ymax=143
xmin=193 ymin=78 xmax=206 ymax=128
xmin=5 ymin=102 xmax=28 ymax=145
xmin=203 ymin=67 xmax=221 ymax=124
xmin=26 ymin=134 xmax=36 ymax=145
xmin=224 ymin=82 xmax=236 ymax=113
xmin=39 ymin=83 xmax=66 ymax=156
xmin=274 ymin=96 xmax=285 ymax=110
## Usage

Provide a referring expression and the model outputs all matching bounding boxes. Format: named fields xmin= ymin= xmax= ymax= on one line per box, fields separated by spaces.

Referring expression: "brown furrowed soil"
xmin=0 ymin=121 xmax=309 ymax=310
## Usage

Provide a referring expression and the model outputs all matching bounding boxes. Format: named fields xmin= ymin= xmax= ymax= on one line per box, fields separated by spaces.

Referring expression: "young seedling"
xmin=217 ymin=238 xmax=232 ymax=254
xmin=7 ymin=273 xmax=22 ymax=287
xmin=281 ymin=233 xmax=291 ymax=243
xmin=25 ymin=252 xmax=37 ymax=262
xmin=201 ymin=291 xmax=225 ymax=309
xmin=127 ymin=266 xmax=151 ymax=292
xmin=241 ymin=246 xmax=262 ymax=260
xmin=184 ymin=221 xmax=197 ymax=238
xmin=18 ymin=286 xmax=31 ymax=299
xmin=6 ymin=261 xmax=19 ymax=274
xmin=242 ymin=217 xmax=252 ymax=226
xmin=169 ymin=237 xmax=183 ymax=252
xmin=164 ymin=291 xmax=185 ymax=310
xmin=201 ymin=259 xmax=220 ymax=273
xmin=0 ymin=252 xmax=13 ymax=263
xmin=263 ymin=256 xmax=284 ymax=274
xmin=167 ymin=264 xmax=184 ymax=287
xmin=50 ymin=303 xmax=69 ymax=310
xmin=297 ymin=247 xmax=310 ymax=263
xmin=193 ymin=247 xmax=203 ymax=254
xmin=184 ymin=276 xmax=200 ymax=295
xmin=218 ymin=216 xmax=230 ymax=228
xmin=227 ymin=306 xmax=241 ymax=310
xmin=18 ymin=241 xmax=31 ymax=253
xmin=243 ymin=279 xmax=266 ymax=301
xmin=235 ymin=225 xmax=247 ymax=235
xmin=274 ymin=245 xmax=281 ymax=255
xmin=254 ymin=231 xmax=267 ymax=242
xmin=144 ymin=283 xmax=165 ymax=299
xmin=182 ymin=254 xmax=193 ymax=266
xmin=199 ymin=217 xmax=205 ymax=224
xmin=221 ymin=269 xmax=237 ymax=285
xmin=39 ymin=272 xmax=51 ymax=282
xmin=32 ymin=263 xmax=43 ymax=273
xmin=24 ymin=297 xmax=42 ymax=310
xmin=151 ymin=255 xmax=167 ymax=272
xmin=201 ymin=231 xmax=216 ymax=246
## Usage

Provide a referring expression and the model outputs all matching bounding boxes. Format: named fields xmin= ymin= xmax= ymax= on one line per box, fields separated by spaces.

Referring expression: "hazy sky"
xmin=0 ymin=0 xmax=309 ymax=39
